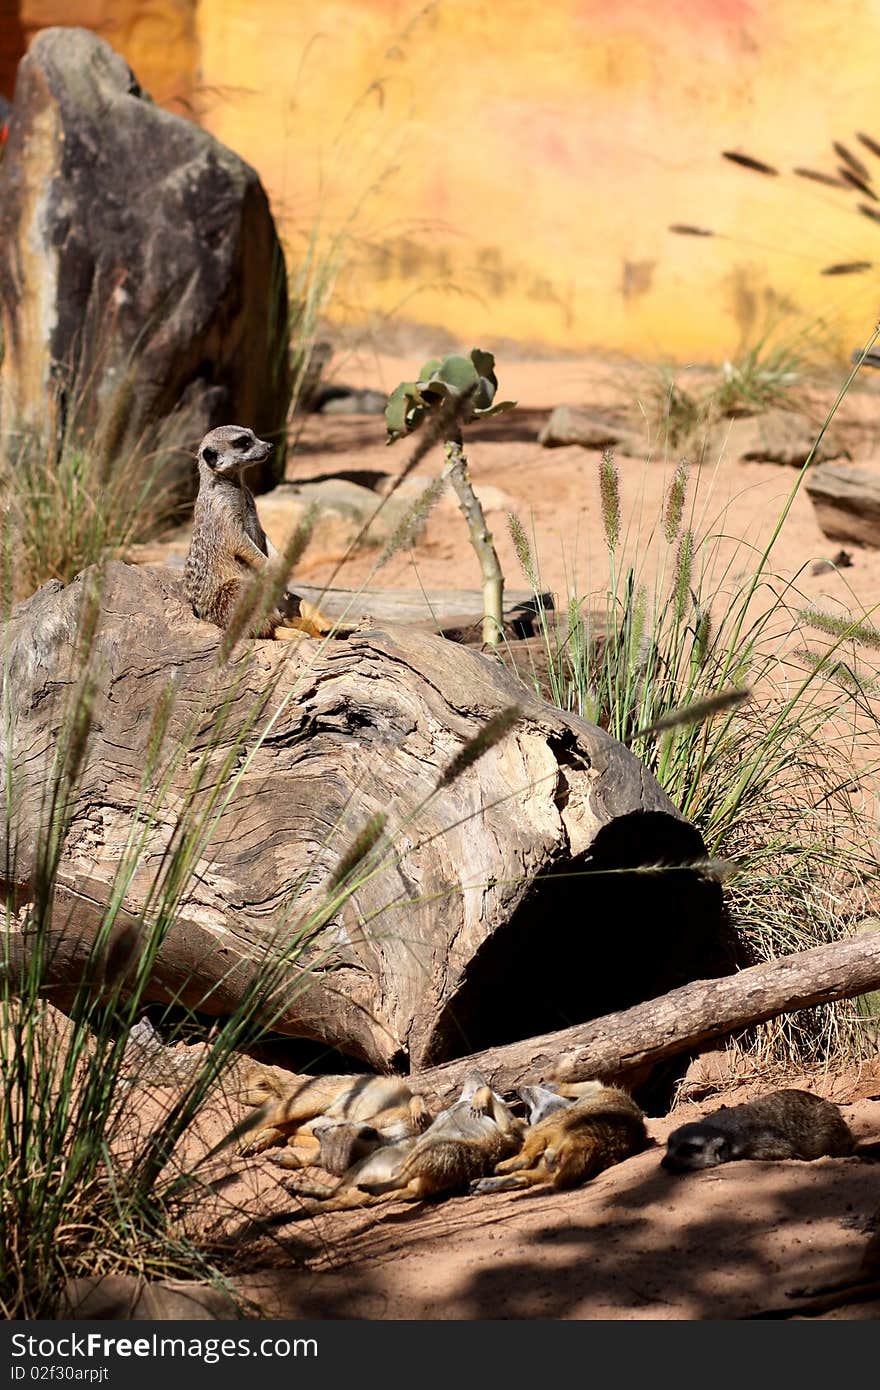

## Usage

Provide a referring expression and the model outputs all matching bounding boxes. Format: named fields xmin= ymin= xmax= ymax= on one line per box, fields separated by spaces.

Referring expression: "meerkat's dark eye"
xmin=202 ymin=446 xmax=218 ymax=467
xmin=233 ymin=434 xmax=252 ymax=449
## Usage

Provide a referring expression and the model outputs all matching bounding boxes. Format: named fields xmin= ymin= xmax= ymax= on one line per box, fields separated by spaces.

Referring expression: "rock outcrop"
xmin=806 ymin=462 xmax=880 ymax=546
xmin=0 ymin=27 xmax=290 ymax=500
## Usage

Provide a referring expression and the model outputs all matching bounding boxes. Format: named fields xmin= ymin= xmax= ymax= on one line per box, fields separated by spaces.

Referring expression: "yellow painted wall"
xmin=196 ymin=0 xmax=880 ymax=359
xmin=13 ymin=1 xmax=880 ymax=358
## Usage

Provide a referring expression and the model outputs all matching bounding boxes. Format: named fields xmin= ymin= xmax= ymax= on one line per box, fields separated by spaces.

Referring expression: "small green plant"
xmin=643 ymin=368 xmax=708 ymax=451
xmin=713 ymin=327 xmax=806 ymax=416
xmin=0 ymin=363 xmax=183 ymax=605
xmin=385 ymin=350 xmax=515 ymax=645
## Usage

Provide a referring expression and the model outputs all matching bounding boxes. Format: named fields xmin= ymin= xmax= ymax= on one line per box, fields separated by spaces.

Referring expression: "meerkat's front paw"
xmin=240 ymin=1126 xmax=287 ymax=1155
xmin=470 ymin=1174 xmax=521 ymax=1195
xmin=271 ymin=1150 xmax=308 ymax=1170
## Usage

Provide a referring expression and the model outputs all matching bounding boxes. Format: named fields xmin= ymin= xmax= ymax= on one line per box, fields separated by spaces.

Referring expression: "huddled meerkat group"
xmin=240 ymin=1066 xmax=862 ymax=1219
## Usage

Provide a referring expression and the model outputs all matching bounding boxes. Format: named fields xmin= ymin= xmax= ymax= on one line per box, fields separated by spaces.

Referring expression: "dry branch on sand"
xmin=409 ymin=930 xmax=880 ymax=1100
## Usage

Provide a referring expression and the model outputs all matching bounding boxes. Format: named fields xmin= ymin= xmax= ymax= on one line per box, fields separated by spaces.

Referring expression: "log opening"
xmin=422 ymin=811 xmax=730 ymax=1064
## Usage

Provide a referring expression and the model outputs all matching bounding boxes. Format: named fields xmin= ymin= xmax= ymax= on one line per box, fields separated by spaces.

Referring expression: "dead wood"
xmin=411 ymin=930 xmax=880 ymax=1099
xmin=0 ymin=561 xmax=722 ymax=1071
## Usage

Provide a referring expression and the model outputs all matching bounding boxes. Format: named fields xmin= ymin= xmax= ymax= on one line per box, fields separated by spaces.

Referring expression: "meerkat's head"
xmin=662 ymin=1121 xmax=734 ymax=1172
xmin=197 ymin=425 xmax=274 ymax=479
xmin=458 ymin=1070 xmax=491 ymax=1103
xmin=517 ymin=1084 xmax=570 ymax=1126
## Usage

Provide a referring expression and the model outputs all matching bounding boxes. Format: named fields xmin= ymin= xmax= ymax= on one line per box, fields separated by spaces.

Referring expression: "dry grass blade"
xmin=721 ymin=150 xmax=779 ymax=175
xmin=330 ymin=812 xmax=388 ymax=886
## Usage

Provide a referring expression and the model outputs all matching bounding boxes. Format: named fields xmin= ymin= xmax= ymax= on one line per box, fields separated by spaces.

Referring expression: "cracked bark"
xmin=2 ymin=561 xmax=723 ymax=1070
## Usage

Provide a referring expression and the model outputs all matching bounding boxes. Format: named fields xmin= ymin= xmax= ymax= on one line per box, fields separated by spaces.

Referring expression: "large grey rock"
xmin=538 ymin=406 xmax=641 ymax=453
xmin=806 ymin=461 xmax=880 ymax=546
xmin=0 ymin=27 xmax=290 ymax=500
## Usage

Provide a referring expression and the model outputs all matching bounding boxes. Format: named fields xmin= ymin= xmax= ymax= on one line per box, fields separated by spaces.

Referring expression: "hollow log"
xmin=0 ymin=561 xmax=724 ymax=1071
xmin=411 ymin=930 xmax=880 ymax=1100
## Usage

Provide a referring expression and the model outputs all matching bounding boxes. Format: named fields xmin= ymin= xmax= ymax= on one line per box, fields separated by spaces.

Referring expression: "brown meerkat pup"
xmin=184 ymin=425 xmax=328 ymax=640
xmin=662 ymin=1088 xmax=856 ymax=1173
xmin=282 ymin=1072 xmax=525 ymax=1213
xmin=472 ymin=1083 xmax=648 ymax=1193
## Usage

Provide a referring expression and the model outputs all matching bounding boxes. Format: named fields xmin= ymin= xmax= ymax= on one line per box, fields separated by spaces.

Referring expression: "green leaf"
xmin=474 ymin=398 xmax=518 ymax=417
xmin=385 ymin=381 xmax=425 ymax=442
xmin=430 ymin=354 xmax=481 ymax=395
xmin=470 ymin=348 xmax=498 ymax=391
xmin=418 ymin=357 xmax=444 ymax=381
xmin=473 ymin=376 xmax=496 ymax=411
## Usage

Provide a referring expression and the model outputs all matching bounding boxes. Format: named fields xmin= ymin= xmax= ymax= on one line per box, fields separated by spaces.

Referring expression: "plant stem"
xmin=444 ymin=437 xmax=504 ymax=645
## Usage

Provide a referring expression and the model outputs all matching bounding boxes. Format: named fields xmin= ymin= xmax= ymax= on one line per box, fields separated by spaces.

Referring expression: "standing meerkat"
xmin=662 ymin=1089 xmax=856 ymax=1172
xmin=184 ymin=425 xmax=328 ymax=640
xmin=472 ymin=1083 xmax=648 ymax=1193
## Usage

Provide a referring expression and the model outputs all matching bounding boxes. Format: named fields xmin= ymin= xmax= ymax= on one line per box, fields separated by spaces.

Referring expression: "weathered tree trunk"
xmin=0 ymin=561 xmax=724 ymax=1071
xmin=411 ymin=931 xmax=880 ymax=1100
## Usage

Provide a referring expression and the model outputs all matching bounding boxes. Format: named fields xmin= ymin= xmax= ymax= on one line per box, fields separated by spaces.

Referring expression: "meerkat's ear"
xmin=202 ymin=446 xmax=219 ymax=468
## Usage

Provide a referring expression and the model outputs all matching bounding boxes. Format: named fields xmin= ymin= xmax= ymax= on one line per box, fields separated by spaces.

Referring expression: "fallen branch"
xmin=412 ymin=931 xmax=880 ymax=1099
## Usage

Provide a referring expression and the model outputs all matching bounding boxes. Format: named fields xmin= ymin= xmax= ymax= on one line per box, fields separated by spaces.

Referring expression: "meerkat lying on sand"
xmin=662 ymin=1089 xmax=856 ymax=1172
xmin=184 ymin=425 xmax=329 ymax=641
xmin=276 ymin=1091 xmax=433 ymax=1175
xmin=283 ymin=1072 xmax=524 ymax=1213
xmin=473 ymin=1082 xmax=648 ymax=1193
xmin=240 ymin=1069 xmax=425 ymax=1165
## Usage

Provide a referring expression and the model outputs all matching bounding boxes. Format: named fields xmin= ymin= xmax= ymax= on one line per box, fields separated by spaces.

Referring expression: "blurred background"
xmin=4 ymin=0 xmax=880 ymax=361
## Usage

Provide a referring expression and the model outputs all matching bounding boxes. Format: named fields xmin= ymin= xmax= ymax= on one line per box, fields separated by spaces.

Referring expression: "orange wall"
xmin=10 ymin=1 xmax=880 ymax=358
xmin=196 ymin=0 xmax=880 ymax=359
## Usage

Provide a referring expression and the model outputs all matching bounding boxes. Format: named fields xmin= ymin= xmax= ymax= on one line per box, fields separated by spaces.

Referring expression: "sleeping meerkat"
xmin=240 ymin=1069 xmax=422 ymax=1161
xmin=662 ymin=1089 xmax=856 ymax=1172
xmin=184 ymin=425 xmax=329 ymax=640
xmin=472 ymin=1083 xmax=648 ymax=1193
xmin=517 ymin=1082 xmax=574 ymax=1126
xmin=283 ymin=1072 xmax=524 ymax=1213
xmin=277 ymin=1092 xmax=433 ymax=1175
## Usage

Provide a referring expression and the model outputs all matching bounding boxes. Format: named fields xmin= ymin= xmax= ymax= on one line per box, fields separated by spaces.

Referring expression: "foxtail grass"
xmin=506 ymin=330 xmax=880 ymax=1065
xmin=0 ymin=548 xmax=529 ymax=1315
